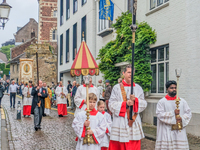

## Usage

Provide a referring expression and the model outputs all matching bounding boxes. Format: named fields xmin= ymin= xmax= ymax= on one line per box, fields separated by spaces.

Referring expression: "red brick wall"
xmin=39 ymin=0 xmax=57 ymax=53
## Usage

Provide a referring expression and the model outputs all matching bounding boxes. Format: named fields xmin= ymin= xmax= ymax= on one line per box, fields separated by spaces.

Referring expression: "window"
xmin=66 ymin=0 xmax=70 ymax=20
xmin=66 ymin=29 xmax=70 ymax=62
xmin=98 ymin=2 xmax=113 ymax=32
xmin=150 ymin=0 xmax=156 ymax=9
xmin=17 ymin=64 xmax=19 ymax=72
xmin=60 ymin=0 xmax=63 ymax=25
xmin=53 ymin=10 xmax=57 ymax=17
xmin=73 ymin=0 xmax=78 ymax=14
xmin=150 ymin=45 xmax=169 ymax=93
xmin=82 ymin=0 xmax=87 ymax=6
xmin=81 ymin=16 xmax=86 ymax=42
xmin=157 ymin=0 xmax=163 ymax=6
xmin=22 ymin=39 xmax=24 ymax=42
xmin=73 ymin=23 xmax=77 ymax=60
xmin=150 ymin=0 xmax=168 ymax=10
xmin=52 ymin=29 xmax=57 ymax=41
xmin=60 ymin=34 xmax=63 ymax=65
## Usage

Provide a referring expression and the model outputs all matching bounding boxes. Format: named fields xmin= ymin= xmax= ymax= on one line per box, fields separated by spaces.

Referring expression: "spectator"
xmin=81 ymin=80 xmax=85 ymax=85
xmin=67 ymin=80 xmax=72 ymax=107
xmin=8 ymin=80 xmax=20 ymax=108
xmin=104 ymin=80 xmax=112 ymax=115
xmin=71 ymin=81 xmax=77 ymax=110
xmin=97 ymin=79 xmax=104 ymax=101
xmin=118 ymin=78 xmax=122 ymax=84
xmin=0 ymin=82 xmax=5 ymax=108
xmin=4 ymin=79 xmax=10 ymax=93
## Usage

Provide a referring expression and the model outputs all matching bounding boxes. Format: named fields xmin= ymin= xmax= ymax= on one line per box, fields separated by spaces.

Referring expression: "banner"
xmin=99 ymin=0 xmax=114 ymax=21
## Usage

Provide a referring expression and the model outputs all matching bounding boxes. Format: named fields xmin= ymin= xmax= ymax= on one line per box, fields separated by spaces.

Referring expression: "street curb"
xmin=1 ymin=107 xmax=10 ymax=150
xmin=144 ymin=133 xmax=156 ymax=141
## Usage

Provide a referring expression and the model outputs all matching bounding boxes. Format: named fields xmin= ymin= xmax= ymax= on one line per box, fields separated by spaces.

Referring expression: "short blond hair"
xmin=97 ymin=100 xmax=105 ymax=106
xmin=88 ymin=93 xmax=97 ymax=101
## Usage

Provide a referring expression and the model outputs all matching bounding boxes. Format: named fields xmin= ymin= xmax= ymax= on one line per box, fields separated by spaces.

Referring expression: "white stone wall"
xmin=57 ymin=0 xmax=128 ymax=86
xmin=137 ymin=0 xmax=200 ymax=113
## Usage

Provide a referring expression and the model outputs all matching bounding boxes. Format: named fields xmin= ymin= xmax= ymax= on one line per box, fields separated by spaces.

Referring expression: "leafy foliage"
xmin=0 ymin=63 xmax=10 ymax=76
xmin=97 ymin=12 xmax=157 ymax=92
xmin=0 ymin=45 xmax=15 ymax=60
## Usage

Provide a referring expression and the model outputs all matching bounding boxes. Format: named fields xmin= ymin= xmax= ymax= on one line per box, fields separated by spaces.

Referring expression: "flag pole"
xmin=130 ymin=0 xmax=137 ymax=120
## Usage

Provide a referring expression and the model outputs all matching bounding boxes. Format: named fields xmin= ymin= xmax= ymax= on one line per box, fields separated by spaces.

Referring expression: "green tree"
xmin=0 ymin=45 xmax=15 ymax=60
xmin=97 ymin=12 xmax=157 ymax=92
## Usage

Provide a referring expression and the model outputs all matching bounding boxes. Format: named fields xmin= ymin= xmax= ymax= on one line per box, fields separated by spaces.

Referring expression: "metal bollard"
xmin=17 ymin=101 xmax=21 ymax=120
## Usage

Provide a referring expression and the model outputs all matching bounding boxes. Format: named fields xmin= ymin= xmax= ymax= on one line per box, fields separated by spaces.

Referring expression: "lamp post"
xmin=0 ymin=0 xmax=12 ymax=29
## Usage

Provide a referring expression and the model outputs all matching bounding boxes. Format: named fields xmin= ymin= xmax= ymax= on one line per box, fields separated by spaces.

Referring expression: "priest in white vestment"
xmin=55 ymin=81 xmax=68 ymax=117
xmin=23 ymin=81 xmax=33 ymax=117
xmin=155 ymin=80 xmax=192 ymax=150
xmin=108 ymin=65 xmax=147 ymax=150
xmin=74 ymin=77 xmax=98 ymax=117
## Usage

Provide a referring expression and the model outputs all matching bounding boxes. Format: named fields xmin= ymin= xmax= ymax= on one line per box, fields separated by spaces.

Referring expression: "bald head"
xmin=98 ymin=80 xmax=102 ymax=83
xmin=43 ymin=82 xmax=47 ymax=87
xmin=39 ymin=80 xmax=43 ymax=88
xmin=73 ymin=81 xmax=76 ymax=86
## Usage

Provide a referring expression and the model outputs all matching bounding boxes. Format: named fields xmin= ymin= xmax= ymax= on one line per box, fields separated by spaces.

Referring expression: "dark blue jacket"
xmin=72 ymin=86 xmax=77 ymax=97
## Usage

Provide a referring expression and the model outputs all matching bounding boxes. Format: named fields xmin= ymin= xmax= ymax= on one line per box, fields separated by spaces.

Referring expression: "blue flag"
xmin=99 ymin=0 xmax=114 ymax=21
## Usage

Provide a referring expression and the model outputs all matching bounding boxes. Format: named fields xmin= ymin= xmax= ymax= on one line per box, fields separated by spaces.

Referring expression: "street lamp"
xmin=0 ymin=0 xmax=12 ymax=29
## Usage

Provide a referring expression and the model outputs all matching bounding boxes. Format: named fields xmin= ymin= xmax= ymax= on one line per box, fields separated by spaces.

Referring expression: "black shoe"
xmin=38 ymin=127 xmax=42 ymax=130
xmin=43 ymin=114 xmax=46 ymax=117
xmin=35 ymin=127 xmax=38 ymax=131
xmin=24 ymin=115 xmax=26 ymax=117
xmin=59 ymin=115 xmax=63 ymax=117
xmin=13 ymin=106 xmax=15 ymax=108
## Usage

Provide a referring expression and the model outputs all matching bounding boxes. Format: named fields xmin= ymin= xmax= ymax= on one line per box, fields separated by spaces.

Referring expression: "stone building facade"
xmin=25 ymin=44 xmax=57 ymax=86
xmin=14 ymin=18 xmax=38 ymax=46
xmin=38 ymin=0 xmax=58 ymax=54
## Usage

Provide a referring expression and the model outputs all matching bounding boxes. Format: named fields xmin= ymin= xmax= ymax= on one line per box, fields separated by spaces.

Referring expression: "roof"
xmin=0 ymin=52 xmax=8 ymax=63
xmin=9 ymin=53 xmax=26 ymax=64
xmin=70 ymin=40 xmax=99 ymax=77
xmin=11 ymin=37 xmax=36 ymax=59
xmin=16 ymin=18 xmax=37 ymax=34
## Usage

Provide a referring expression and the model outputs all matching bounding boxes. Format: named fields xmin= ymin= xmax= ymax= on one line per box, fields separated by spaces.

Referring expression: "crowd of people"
xmin=0 ymin=64 xmax=192 ymax=150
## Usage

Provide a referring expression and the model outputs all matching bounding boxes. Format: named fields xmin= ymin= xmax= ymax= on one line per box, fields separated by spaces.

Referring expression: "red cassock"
xmin=23 ymin=105 xmax=32 ymax=116
xmin=108 ymin=140 xmax=141 ymax=150
xmin=57 ymin=104 xmax=67 ymax=116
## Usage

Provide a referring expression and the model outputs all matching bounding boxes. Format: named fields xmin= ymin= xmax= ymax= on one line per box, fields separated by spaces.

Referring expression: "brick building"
xmin=38 ymin=0 xmax=58 ymax=54
xmin=14 ymin=18 xmax=38 ymax=46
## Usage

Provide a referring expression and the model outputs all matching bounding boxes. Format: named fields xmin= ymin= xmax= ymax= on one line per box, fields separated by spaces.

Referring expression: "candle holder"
xmin=82 ymin=75 xmax=96 ymax=145
xmin=172 ymin=69 xmax=182 ymax=131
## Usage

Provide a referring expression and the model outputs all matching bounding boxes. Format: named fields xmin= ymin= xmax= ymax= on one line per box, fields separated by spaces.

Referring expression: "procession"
xmin=0 ymin=0 xmax=200 ymax=150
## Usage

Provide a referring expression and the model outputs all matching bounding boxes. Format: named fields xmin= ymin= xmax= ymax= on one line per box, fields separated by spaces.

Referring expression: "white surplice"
xmin=23 ymin=86 xmax=33 ymax=106
xmin=55 ymin=86 xmax=68 ymax=104
xmin=108 ymin=82 xmax=147 ymax=142
xmin=155 ymin=96 xmax=192 ymax=150
xmin=100 ymin=112 xmax=112 ymax=148
xmin=74 ymin=85 xmax=98 ymax=117
xmin=72 ymin=110 xmax=107 ymax=150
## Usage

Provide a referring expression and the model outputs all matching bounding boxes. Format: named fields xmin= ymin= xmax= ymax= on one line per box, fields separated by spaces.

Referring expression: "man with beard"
xmin=155 ymin=80 xmax=192 ymax=150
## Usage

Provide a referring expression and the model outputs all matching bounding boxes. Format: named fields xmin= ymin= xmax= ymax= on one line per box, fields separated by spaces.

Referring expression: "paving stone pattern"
xmin=2 ymin=95 xmax=156 ymax=150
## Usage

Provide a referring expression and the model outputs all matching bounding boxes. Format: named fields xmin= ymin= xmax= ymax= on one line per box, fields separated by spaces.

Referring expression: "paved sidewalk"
xmin=1 ymin=95 xmax=156 ymax=150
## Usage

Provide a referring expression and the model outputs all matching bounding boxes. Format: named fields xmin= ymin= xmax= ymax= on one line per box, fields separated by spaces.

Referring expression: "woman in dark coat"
xmin=0 ymin=82 xmax=5 ymax=108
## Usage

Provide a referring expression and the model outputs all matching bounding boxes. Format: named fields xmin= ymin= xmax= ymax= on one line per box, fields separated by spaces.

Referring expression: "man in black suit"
xmin=31 ymin=80 xmax=47 ymax=131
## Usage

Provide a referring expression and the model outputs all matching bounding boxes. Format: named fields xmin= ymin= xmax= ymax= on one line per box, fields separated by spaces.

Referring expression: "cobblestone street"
xmin=1 ymin=95 xmax=156 ymax=150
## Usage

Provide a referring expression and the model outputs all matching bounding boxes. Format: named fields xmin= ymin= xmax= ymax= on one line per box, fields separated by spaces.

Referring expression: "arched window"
xmin=52 ymin=29 xmax=57 ymax=41
xmin=53 ymin=10 xmax=57 ymax=17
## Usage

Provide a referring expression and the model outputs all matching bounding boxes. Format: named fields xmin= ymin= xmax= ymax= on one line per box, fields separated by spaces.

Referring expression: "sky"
xmin=0 ymin=0 xmax=38 ymax=46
